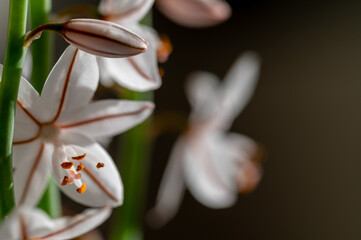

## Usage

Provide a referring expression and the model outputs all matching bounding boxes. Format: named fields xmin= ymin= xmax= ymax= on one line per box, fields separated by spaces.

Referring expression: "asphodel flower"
xmin=97 ymin=0 xmax=163 ymax=91
xmin=25 ymin=18 xmax=148 ymax=58
xmin=12 ymin=46 xmax=154 ymax=208
xmin=156 ymin=0 xmax=232 ymax=28
xmin=0 ymin=206 xmax=111 ymax=240
xmin=149 ymin=52 xmax=262 ymax=226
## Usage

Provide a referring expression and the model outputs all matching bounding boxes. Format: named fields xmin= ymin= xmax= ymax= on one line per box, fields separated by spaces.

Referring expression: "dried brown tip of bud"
xmin=72 ymin=153 xmax=86 ymax=160
xmin=61 ymin=162 xmax=73 ymax=169
xmin=61 ymin=18 xmax=148 ymax=58
xmin=24 ymin=23 xmax=62 ymax=48
xmin=96 ymin=162 xmax=105 ymax=169
xmin=77 ymin=183 xmax=87 ymax=193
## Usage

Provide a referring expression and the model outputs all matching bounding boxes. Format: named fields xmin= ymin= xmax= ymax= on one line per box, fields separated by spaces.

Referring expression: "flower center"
xmin=40 ymin=124 xmax=60 ymax=143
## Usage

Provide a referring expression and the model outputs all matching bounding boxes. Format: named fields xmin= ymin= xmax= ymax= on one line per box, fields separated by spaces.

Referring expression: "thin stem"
xmin=109 ymin=11 xmax=154 ymax=240
xmin=111 ymin=91 xmax=153 ymax=240
xmin=29 ymin=0 xmax=61 ymax=218
xmin=0 ymin=0 xmax=28 ymax=220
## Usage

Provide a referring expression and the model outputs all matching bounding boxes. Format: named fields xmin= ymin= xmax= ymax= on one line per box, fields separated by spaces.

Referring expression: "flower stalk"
xmin=0 ymin=0 xmax=28 ymax=220
xmin=111 ymin=90 xmax=153 ymax=240
xmin=109 ymin=11 xmax=154 ymax=240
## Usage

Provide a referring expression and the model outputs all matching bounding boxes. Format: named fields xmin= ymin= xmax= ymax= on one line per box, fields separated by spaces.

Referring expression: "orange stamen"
xmin=76 ymin=164 xmax=85 ymax=171
xmin=61 ymin=176 xmax=69 ymax=186
xmin=96 ymin=162 xmax=105 ymax=169
xmin=157 ymin=34 xmax=172 ymax=63
xmin=72 ymin=153 xmax=86 ymax=160
xmin=61 ymin=162 xmax=73 ymax=169
xmin=158 ymin=67 xmax=165 ymax=77
xmin=77 ymin=183 xmax=87 ymax=193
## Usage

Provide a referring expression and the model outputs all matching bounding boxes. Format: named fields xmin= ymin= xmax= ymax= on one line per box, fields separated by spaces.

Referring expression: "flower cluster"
xmin=0 ymin=0 xmax=263 ymax=238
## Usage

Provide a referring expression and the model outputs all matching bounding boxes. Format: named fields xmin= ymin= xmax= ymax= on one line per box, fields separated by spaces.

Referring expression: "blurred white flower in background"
xmin=156 ymin=0 xmax=232 ymax=28
xmin=149 ymin=52 xmax=263 ymax=226
xmin=98 ymin=0 xmax=162 ymax=91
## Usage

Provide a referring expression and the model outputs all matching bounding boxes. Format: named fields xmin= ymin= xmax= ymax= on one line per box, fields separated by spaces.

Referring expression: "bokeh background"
xmin=149 ymin=1 xmax=361 ymax=239
xmin=2 ymin=0 xmax=361 ymax=239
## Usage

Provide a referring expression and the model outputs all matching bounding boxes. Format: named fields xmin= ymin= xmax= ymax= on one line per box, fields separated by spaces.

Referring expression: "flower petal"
xmin=13 ymin=138 xmax=42 ymax=169
xmin=225 ymin=133 xmax=263 ymax=193
xmin=156 ymin=0 xmax=231 ymax=28
xmin=215 ymin=52 xmax=261 ymax=129
xmin=99 ymin=0 xmax=154 ymax=23
xmin=185 ymin=71 xmax=220 ymax=116
xmin=56 ymin=133 xmax=123 ymax=207
xmin=148 ymin=138 xmax=186 ymax=227
xmin=57 ymin=100 xmax=154 ymax=139
xmin=99 ymin=24 xmax=161 ymax=91
xmin=0 ymin=208 xmax=21 ymax=239
xmin=183 ymin=132 xmax=237 ymax=208
xmin=14 ymin=143 xmax=53 ymax=207
xmin=0 ymin=206 xmax=111 ymax=240
xmin=40 ymin=46 xmax=98 ymax=123
xmin=13 ymin=99 xmax=40 ymax=143
xmin=32 ymin=206 xmax=111 ymax=240
xmin=2 ymin=64 xmax=44 ymax=125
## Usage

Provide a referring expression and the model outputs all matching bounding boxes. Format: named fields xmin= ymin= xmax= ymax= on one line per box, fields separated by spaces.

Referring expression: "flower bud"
xmin=25 ymin=18 xmax=148 ymax=58
xmin=61 ymin=19 xmax=148 ymax=58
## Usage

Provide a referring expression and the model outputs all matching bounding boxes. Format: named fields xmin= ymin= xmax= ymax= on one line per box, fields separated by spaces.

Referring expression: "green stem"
xmin=0 ymin=0 xmax=28 ymax=220
xmin=110 ymin=11 xmax=154 ymax=240
xmin=29 ymin=0 xmax=52 ymax=92
xmin=111 ymin=91 xmax=153 ymax=240
xmin=29 ymin=0 xmax=61 ymax=218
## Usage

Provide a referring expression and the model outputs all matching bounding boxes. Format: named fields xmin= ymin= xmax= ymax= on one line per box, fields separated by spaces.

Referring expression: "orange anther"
xmin=61 ymin=176 xmax=69 ymax=186
xmin=72 ymin=153 xmax=86 ymax=160
xmin=61 ymin=162 xmax=73 ymax=169
xmin=96 ymin=162 xmax=105 ymax=169
xmin=158 ymin=67 xmax=165 ymax=77
xmin=157 ymin=34 xmax=172 ymax=63
xmin=75 ymin=173 xmax=82 ymax=179
xmin=76 ymin=164 xmax=85 ymax=171
xmin=76 ymin=183 xmax=87 ymax=194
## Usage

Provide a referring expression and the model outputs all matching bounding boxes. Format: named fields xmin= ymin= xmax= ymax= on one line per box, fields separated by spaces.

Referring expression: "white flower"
xmin=0 ymin=206 xmax=111 ymax=240
xmin=12 ymin=46 xmax=154 ymax=208
xmin=97 ymin=0 xmax=162 ymax=91
xmin=149 ymin=52 xmax=262 ymax=226
xmin=156 ymin=0 xmax=232 ymax=28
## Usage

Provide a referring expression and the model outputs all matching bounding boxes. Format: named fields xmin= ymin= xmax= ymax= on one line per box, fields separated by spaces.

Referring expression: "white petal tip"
xmin=146 ymin=208 xmax=169 ymax=229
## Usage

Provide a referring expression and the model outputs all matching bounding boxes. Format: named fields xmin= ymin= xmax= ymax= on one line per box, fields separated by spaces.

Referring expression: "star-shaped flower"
xmin=12 ymin=46 xmax=154 ymax=208
xmin=149 ymin=52 xmax=262 ymax=226
xmin=0 ymin=206 xmax=111 ymax=240
xmin=156 ymin=0 xmax=232 ymax=28
xmin=97 ymin=0 xmax=162 ymax=91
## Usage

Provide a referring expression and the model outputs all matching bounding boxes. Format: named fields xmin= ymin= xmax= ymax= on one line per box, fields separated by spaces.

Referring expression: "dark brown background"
xmin=6 ymin=0 xmax=361 ymax=239
xmin=147 ymin=1 xmax=361 ymax=239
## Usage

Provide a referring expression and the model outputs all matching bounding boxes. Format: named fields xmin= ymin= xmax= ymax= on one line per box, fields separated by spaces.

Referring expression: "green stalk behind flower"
xmin=110 ymin=12 xmax=154 ymax=240
xmin=0 ymin=0 xmax=29 ymax=221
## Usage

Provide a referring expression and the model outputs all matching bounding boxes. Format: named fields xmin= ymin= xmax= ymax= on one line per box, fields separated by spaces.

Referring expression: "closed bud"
xmin=25 ymin=18 xmax=148 ymax=58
